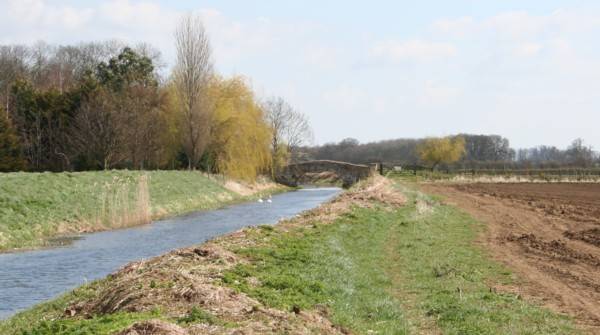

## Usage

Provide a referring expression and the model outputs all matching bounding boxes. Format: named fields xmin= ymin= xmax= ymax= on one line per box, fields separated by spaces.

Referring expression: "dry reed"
xmin=94 ymin=174 xmax=152 ymax=230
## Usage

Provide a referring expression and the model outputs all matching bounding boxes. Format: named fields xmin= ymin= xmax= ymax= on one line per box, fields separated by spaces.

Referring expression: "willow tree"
xmin=207 ymin=76 xmax=271 ymax=181
xmin=174 ymin=14 xmax=213 ymax=169
xmin=418 ymin=136 xmax=465 ymax=170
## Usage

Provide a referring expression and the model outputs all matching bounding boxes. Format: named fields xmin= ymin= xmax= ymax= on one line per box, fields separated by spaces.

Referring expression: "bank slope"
xmin=0 ymin=171 xmax=281 ymax=252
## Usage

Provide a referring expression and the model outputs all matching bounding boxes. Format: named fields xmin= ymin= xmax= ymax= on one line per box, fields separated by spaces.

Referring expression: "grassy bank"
xmin=0 ymin=177 xmax=580 ymax=334
xmin=0 ymin=170 xmax=282 ymax=251
xmin=220 ymin=183 xmax=577 ymax=334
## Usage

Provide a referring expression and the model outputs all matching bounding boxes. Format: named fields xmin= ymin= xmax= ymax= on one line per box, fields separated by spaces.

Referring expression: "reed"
xmin=93 ymin=174 xmax=152 ymax=229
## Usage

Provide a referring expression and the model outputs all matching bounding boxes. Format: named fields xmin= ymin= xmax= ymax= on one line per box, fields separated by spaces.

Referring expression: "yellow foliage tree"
xmin=207 ymin=76 xmax=272 ymax=181
xmin=418 ymin=136 xmax=465 ymax=170
xmin=155 ymin=83 xmax=186 ymax=168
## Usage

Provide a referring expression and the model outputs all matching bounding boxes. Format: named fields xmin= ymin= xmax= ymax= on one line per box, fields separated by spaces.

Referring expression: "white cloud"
xmin=514 ymin=42 xmax=543 ymax=57
xmin=99 ymin=0 xmax=174 ymax=27
xmin=431 ymin=16 xmax=474 ymax=37
xmin=302 ymin=45 xmax=343 ymax=69
xmin=1 ymin=0 xmax=94 ymax=32
xmin=432 ymin=9 xmax=600 ymax=41
xmin=0 ymin=0 xmax=322 ymax=71
xmin=483 ymin=11 xmax=549 ymax=39
xmin=370 ymin=39 xmax=457 ymax=63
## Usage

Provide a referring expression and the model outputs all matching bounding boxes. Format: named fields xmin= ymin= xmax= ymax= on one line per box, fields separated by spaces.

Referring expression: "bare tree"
xmin=174 ymin=14 xmax=213 ymax=169
xmin=264 ymin=97 xmax=313 ymax=164
xmin=0 ymin=45 xmax=29 ymax=117
xmin=567 ymin=138 xmax=594 ymax=167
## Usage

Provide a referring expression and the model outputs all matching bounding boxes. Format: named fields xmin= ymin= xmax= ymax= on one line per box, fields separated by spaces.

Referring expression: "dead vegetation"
xmin=222 ymin=177 xmax=282 ymax=197
xmin=117 ymin=320 xmax=188 ymax=335
xmin=60 ymin=175 xmax=403 ymax=334
xmin=278 ymin=175 xmax=405 ymax=229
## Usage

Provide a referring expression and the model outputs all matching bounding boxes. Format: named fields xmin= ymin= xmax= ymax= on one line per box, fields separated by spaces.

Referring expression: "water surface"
xmin=0 ymin=187 xmax=340 ymax=319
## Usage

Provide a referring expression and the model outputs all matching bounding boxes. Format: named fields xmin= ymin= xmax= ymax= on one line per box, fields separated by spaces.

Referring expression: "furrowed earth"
xmin=422 ymin=182 xmax=600 ymax=331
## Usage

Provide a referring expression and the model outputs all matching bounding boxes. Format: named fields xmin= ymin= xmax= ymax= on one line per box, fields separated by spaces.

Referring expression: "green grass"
xmin=0 ymin=280 xmax=135 ymax=335
xmin=16 ymin=311 xmax=160 ymax=335
xmin=0 ymin=170 xmax=278 ymax=251
xmin=388 ymin=184 xmax=578 ymax=334
xmin=222 ymin=207 xmax=409 ymax=334
xmin=0 ymin=274 xmax=223 ymax=334
xmin=220 ymin=181 xmax=580 ymax=334
xmin=4 ymin=305 xmax=229 ymax=335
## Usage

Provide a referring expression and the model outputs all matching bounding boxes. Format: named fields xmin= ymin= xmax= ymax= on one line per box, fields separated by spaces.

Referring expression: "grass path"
xmin=383 ymin=184 xmax=578 ymax=334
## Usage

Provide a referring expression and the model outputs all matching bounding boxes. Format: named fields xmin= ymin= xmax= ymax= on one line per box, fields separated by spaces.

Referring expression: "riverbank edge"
xmin=0 ymin=171 xmax=290 ymax=254
xmin=0 ymin=176 xmax=395 ymax=334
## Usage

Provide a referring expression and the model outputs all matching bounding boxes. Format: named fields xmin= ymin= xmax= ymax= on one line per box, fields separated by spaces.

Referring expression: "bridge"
xmin=275 ymin=160 xmax=379 ymax=188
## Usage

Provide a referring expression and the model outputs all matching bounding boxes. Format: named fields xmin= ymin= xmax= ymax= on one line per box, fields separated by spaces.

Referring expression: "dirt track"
xmin=422 ymin=183 xmax=600 ymax=332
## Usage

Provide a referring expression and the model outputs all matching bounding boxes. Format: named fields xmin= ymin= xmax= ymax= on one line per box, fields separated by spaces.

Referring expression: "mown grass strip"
xmin=387 ymin=184 xmax=579 ymax=334
xmin=223 ymin=207 xmax=410 ymax=334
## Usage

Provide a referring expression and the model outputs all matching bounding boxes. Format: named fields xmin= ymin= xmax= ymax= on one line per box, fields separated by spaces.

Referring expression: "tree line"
xmin=301 ymin=135 xmax=599 ymax=170
xmin=0 ymin=15 xmax=312 ymax=181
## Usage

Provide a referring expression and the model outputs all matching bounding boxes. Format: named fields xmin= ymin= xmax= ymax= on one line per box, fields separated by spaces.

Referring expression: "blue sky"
xmin=1 ymin=1 xmax=599 ymax=149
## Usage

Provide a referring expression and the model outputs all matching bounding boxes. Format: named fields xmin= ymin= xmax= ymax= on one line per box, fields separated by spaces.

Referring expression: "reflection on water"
xmin=0 ymin=187 xmax=340 ymax=319
xmin=46 ymin=236 xmax=83 ymax=248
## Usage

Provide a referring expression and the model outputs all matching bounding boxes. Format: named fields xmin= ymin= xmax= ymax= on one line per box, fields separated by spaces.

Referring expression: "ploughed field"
xmin=423 ymin=182 xmax=600 ymax=330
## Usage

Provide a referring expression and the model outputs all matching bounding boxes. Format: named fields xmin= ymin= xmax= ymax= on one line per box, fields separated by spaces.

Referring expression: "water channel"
xmin=0 ymin=187 xmax=341 ymax=319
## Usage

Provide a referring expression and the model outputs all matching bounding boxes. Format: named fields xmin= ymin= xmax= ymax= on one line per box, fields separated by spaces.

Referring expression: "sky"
xmin=1 ymin=0 xmax=599 ymax=149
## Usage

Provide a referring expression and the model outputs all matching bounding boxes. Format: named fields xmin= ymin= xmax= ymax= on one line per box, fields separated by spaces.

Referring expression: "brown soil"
xmin=564 ymin=228 xmax=600 ymax=248
xmin=63 ymin=176 xmax=404 ymax=335
xmin=422 ymin=182 xmax=600 ymax=332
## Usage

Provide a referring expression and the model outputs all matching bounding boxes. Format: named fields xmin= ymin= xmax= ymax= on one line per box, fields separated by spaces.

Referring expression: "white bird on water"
xmin=267 ymin=195 xmax=273 ymax=203
xmin=257 ymin=198 xmax=264 ymax=203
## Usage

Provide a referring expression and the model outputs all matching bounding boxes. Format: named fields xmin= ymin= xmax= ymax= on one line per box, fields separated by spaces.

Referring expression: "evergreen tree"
xmin=0 ymin=109 xmax=26 ymax=172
